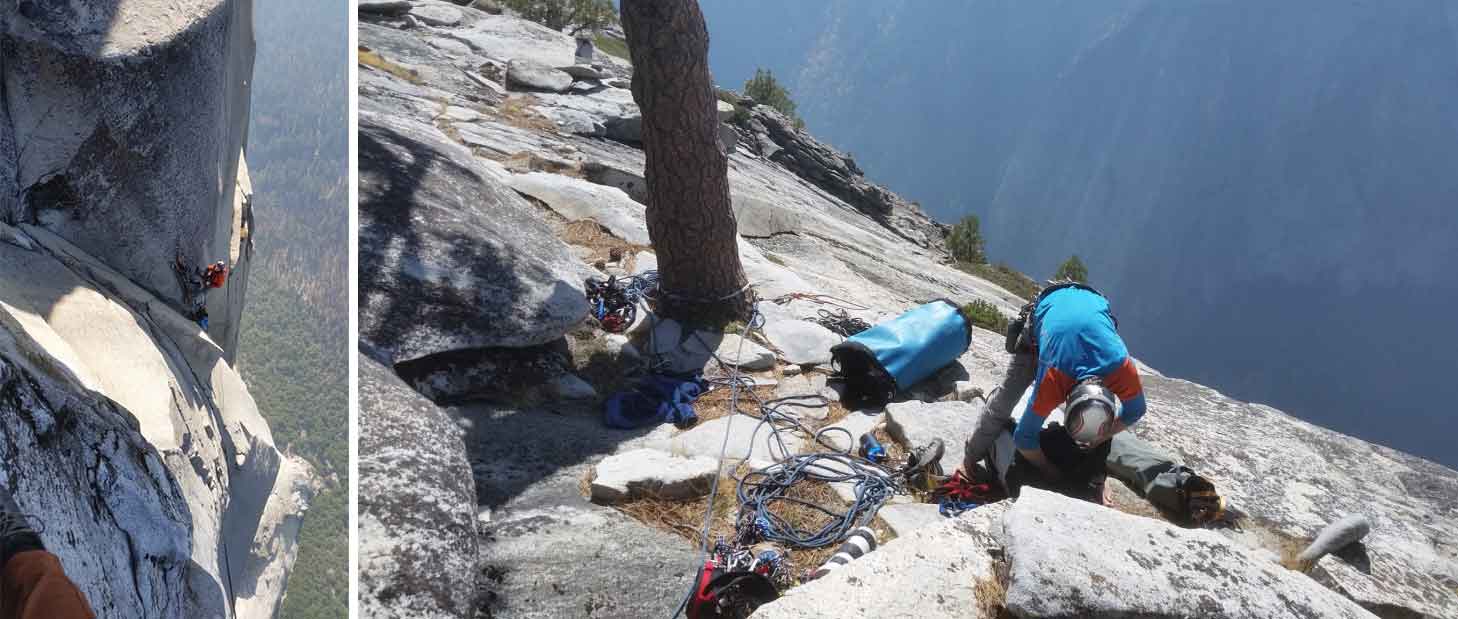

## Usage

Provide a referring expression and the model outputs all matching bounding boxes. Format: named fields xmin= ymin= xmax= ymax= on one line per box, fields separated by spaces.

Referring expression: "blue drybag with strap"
xmin=830 ymin=300 xmax=972 ymax=409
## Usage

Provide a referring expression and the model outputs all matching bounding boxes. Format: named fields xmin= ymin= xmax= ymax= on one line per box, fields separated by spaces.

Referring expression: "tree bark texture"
xmin=620 ymin=0 xmax=752 ymax=323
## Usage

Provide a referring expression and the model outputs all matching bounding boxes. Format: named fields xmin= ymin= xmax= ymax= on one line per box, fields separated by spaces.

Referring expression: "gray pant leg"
xmin=1107 ymin=433 xmax=1178 ymax=494
xmin=1107 ymin=433 xmax=1188 ymax=515
xmin=963 ymin=351 xmax=1036 ymax=473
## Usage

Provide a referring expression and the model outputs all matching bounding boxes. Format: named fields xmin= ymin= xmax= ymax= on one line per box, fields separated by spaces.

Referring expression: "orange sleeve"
xmin=1031 ymin=366 xmax=1075 ymax=417
xmin=1103 ymin=357 xmax=1144 ymax=401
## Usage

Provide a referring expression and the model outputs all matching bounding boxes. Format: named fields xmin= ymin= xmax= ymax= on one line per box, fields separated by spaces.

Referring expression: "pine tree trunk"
xmin=620 ymin=0 xmax=752 ymax=324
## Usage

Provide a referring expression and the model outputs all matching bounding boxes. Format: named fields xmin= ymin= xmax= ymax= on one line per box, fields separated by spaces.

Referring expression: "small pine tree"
xmin=743 ymin=68 xmax=804 ymax=127
xmin=947 ymin=214 xmax=987 ymax=264
xmin=1054 ymin=255 xmax=1089 ymax=283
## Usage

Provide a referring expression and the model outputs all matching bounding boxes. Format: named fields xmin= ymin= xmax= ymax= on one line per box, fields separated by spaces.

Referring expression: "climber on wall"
xmin=172 ymin=256 xmax=226 ymax=329
xmin=0 ymin=483 xmax=95 ymax=619
xmin=201 ymin=260 xmax=228 ymax=290
xmin=959 ymin=280 xmax=1147 ymax=502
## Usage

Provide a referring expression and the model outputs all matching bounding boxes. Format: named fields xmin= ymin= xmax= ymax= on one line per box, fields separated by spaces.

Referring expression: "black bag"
xmin=1005 ymin=423 xmax=1111 ymax=502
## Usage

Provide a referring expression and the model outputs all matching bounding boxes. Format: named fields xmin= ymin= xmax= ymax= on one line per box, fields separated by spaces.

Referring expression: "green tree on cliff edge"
xmin=947 ymin=214 xmax=987 ymax=264
xmin=743 ymin=68 xmax=805 ymax=129
xmin=1054 ymin=254 xmax=1089 ymax=283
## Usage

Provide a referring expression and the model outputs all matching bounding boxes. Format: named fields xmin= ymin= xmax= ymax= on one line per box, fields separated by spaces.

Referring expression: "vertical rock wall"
xmin=0 ymin=0 xmax=254 ymax=359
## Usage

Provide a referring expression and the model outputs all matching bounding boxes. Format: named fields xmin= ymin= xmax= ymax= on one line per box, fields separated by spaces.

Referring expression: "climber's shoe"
xmin=0 ymin=483 xmax=46 ymax=568
xmin=901 ymin=439 xmax=945 ymax=491
xmin=1184 ymin=474 xmax=1226 ymax=526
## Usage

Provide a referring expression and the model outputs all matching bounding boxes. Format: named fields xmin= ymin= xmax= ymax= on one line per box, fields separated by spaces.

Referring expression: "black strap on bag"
xmin=829 ymin=344 xmax=896 ymax=410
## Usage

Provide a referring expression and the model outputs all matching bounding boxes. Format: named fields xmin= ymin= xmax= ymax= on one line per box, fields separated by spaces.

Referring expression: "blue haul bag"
xmin=829 ymin=299 xmax=972 ymax=409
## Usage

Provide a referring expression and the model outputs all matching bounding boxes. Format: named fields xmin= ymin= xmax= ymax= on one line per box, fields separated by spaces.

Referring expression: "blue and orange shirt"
xmin=1013 ymin=287 xmax=1146 ymax=450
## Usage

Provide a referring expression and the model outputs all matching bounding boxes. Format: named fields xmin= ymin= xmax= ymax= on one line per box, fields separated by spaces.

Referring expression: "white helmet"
xmin=1065 ymin=380 xmax=1117 ymax=449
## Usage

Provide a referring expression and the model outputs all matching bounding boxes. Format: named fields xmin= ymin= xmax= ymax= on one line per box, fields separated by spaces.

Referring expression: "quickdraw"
xmin=585 ymin=271 xmax=659 ymax=333
xmin=685 ymin=541 xmax=783 ymax=619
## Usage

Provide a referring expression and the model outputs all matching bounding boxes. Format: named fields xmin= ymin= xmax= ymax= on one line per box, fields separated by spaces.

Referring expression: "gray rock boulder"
xmin=359 ymin=354 xmax=483 ymax=618
xmin=358 ymin=110 xmax=591 ymax=363
xmin=460 ymin=400 xmax=698 ymax=618
xmin=559 ymin=64 xmax=609 ymax=80
xmin=1003 ymin=488 xmax=1377 ymax=619
xmin=721 ymin=122 xmax=739 ymax=154
xmin=590 ymin=449 xmax=719 ymax=503
xmin=662 ymin=415 xmax=803 ymax=465
xmin=505 ymin=58 xmax=574 ymax=93
xmin=507 ymin=172 xmax=650 ymax=245
xmin=410 ymin=3 xmax=463 ymax=27
xmin=878 ymin=503 xmax=947 ymax=537
xmin=359 ymin=0 xmax=412 ymax=14
xmin=582 ymin=160 xmax=648 ymax=204
xmin=605 ymin=113 xmax=644 ymax=143
xmin=772 ymin=373 xmax=833 ymax=421
xmin=694 ymin=333 xmax=776 ymax=371
xmin=885 ymin=400 xmax=983 ymax=473
xmin=717 ymin=100 xmax=737 ymax=122
xmin=762 ymin=319 xmax=841 ymax=366
xmin=1298 ymin=514 xmax=1372 ymax=564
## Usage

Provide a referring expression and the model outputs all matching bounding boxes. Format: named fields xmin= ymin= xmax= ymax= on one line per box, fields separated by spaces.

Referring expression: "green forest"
xmin=236 ymin=0 xmax=348 ymax=617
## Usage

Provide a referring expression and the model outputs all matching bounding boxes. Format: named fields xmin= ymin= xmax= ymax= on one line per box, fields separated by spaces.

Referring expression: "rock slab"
xmin=664 ymin=415 xmax=801 ymax=465
xmin=358 ymin=111 xmax=590 ymax=363
xmin=762 ymin=319 xmax=841 ymax=366
xmin=359 ymin=354 xmax=482 ymax=618
xmin=506 ymin=58 xmax=573 ymax=92
xmin=1003 ymin=488 xmax=1377 ymax=619
xmin=885 ymin=400 xmax=983 ymax=474
xmin=591 ymin=449 xmax=719 ymax=503
xmin=410 ymin=4 xmax=463 ymax=27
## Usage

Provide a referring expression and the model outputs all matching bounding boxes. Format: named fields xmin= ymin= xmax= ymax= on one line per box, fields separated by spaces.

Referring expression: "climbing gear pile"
xmin=814 ymin=308 xmax=870 ymax=337
xmin=673 ymin=302 xmax=904 ymax=619
xmin=930 ymin=469 xmax=1003 ymax=518
xmin=685 ymin=540 xmax=782 ymax=619
xmin=586 ymin=271 xmax=659 ymax=333
xmin=736 ymin=451 xmax=899 ymax=549
xmin=770 ymin=292 xmax=868 ymax=311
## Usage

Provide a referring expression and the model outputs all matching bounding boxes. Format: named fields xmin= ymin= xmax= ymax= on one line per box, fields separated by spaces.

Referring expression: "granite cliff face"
xmin=356 ymin=6 xmax=1456 ymax=619
xmin=1 ymin=2 xmax=314 ymax=618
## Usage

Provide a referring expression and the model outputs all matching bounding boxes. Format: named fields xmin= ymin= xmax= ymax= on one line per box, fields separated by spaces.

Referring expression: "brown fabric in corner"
xmin=1 ymin=551 xmax=94 ymax=619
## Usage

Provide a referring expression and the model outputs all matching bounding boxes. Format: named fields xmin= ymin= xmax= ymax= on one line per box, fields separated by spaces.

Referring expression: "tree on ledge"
xmin=620 ymin=0 xmax=752 ymax=324
xmin=1054 ymin=254 xmax=1089 ymax=283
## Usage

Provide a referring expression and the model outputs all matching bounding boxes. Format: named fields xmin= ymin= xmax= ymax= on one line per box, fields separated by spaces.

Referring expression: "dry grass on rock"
xmin=358 ymin=48 xmax=422 ymax=84
xmin=609 ymin=463 xmax=898 ymax=585
xmin=559 ymin=220 xmax=648 ymax=268
xmin=495 ymin=94 xmax=557 ymax=132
